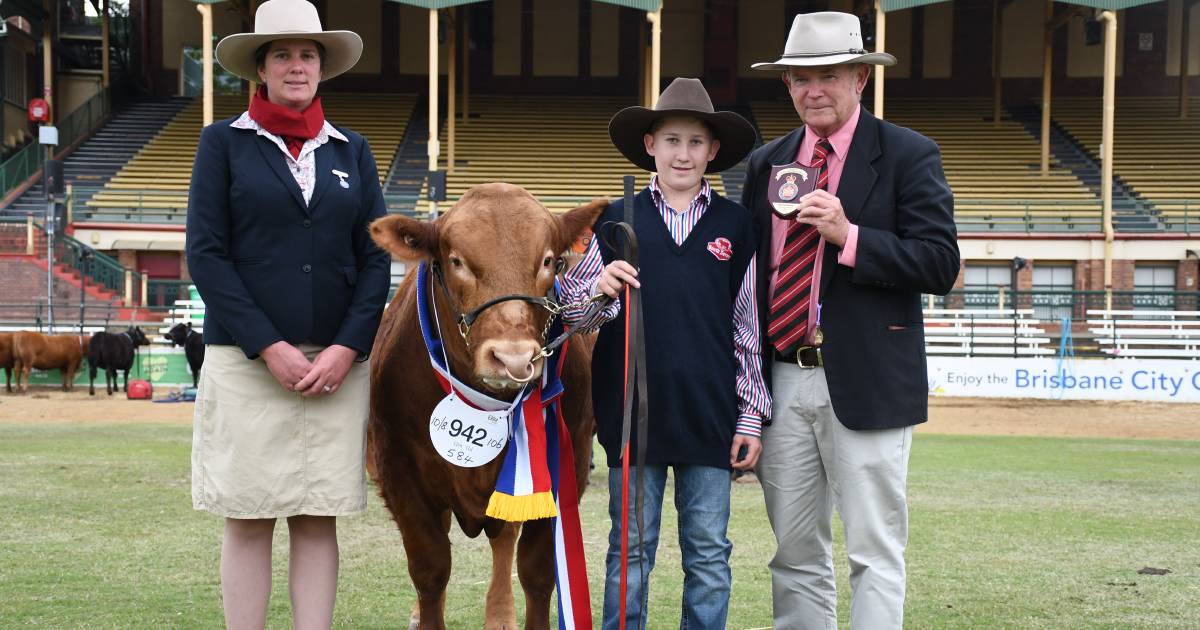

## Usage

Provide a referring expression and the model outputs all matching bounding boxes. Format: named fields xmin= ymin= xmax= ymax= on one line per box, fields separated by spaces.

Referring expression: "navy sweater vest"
xmin=591 ymin=188 xmax=757 ymax=469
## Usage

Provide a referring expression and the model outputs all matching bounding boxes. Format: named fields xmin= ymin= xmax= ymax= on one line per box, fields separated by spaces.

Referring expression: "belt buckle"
xmin=795 ymin=345 xmax=822 ymax=369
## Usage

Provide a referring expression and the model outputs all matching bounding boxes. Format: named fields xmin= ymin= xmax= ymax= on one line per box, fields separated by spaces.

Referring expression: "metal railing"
xmin=145 ymin=279 xmax=193 ymax=308
xmin=0 ymin=87 xmax=110 ymax=200
xmin=927 ymin=289 xmax=1200 ymax=321
xmin=954 ymin=199 xmax=1104 ymax=233
xmin=0 ymin=143 xmax=40 ymax=199
xmin=1152 ymin=201 xmax=1199 ymax=233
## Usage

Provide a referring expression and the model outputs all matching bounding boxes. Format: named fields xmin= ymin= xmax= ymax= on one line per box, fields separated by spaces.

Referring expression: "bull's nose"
xmin=491 ymin=347 xmax=536 ymax=376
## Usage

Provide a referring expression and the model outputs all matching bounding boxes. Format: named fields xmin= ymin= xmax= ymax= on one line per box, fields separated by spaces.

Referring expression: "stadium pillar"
xmin=648 ymin=8 xmax=662 ymax=108
xmin=992 ymin=0 xmax=1003 ymax=128
xmin=1040 ymin=0 xmax=1052 ymax=177
xmin=1100 ymin=10 xmax=1117 ymax=311
xmin=197 ymin=3 xmax=214 ymax=127
xmin=874 ymin=0 xmax=885 ymax=119
xmin=42 ymin=0 xmax=54 ymax=122
xmin=428 ymin=9 xmax=441 ymax=215
xmin=102 ymin=0 xmax=110 ymax=88
xmin=462 ymin=8 xmax=470 ymax=122
xmin=1181 ymin=1 xmax=1194 ymax=119
xmin=249 ymin=0 xmax=259 ymax=109
xmin=448 ymin=10 xmax=457 ymax=175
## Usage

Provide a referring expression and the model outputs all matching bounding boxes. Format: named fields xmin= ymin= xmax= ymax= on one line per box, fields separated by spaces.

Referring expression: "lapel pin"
xmin=332 ymin=169 xmax=350 ymax=188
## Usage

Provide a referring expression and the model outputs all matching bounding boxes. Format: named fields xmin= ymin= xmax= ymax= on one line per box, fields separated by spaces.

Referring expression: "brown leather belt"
xmin=773 ymin=345 xmax=823 ymax=369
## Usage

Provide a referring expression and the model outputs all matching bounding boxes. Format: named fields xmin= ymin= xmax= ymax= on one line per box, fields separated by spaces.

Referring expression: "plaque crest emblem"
xmin=768 ymin=162 xmax=820 ymax=218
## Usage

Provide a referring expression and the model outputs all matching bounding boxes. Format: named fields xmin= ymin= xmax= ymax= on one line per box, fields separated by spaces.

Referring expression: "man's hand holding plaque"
xmin=768 ymin=161 xmax=821 ymax=218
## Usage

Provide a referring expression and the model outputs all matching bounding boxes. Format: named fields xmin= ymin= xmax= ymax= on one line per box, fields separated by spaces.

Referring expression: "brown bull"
xmin=12 ymin=331 xmax=89 ymax=393
xmin=368 ymin=183 xmax=606 ymax=630
xmin=0 ymin=332 xmax=13 ymax=393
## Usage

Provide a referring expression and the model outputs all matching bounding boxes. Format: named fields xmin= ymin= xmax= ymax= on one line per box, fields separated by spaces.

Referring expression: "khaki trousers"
xmin=758 ymin=362 xmax=913 ymax=630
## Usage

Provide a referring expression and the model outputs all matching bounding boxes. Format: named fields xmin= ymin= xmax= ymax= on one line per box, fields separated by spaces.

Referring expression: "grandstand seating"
xmin=1047 ymin=97 xmax=1200 ymax=231
xmin=416 ymin=95 xmax=726 ymax=214
xmin=3 ymin=98 xmax=190 ymax=218
xmin=1087 ymin=309 xmax=1200 ymax=359
xmin=84 ymin=93 xmax=416 ymax=222
xmin=752 ymin=98 xmax=1100 ymax=232
xmin=924 ymin=308 xmax=1055 ymax=356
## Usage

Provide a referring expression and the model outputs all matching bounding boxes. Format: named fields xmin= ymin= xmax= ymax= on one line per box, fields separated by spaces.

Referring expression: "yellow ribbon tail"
xmin=486 ymin=491 xmax=558 ymax=522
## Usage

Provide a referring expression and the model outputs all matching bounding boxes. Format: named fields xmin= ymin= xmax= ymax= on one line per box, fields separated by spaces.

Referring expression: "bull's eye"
xmin=449 ymin=256 xmax=463 ymax=269
xmin=542 ymin=256 xmax=553 ymax=267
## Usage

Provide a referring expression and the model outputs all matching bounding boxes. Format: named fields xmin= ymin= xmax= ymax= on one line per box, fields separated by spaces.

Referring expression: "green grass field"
xmin=0 ymin=422 xmax=1196 ymax=629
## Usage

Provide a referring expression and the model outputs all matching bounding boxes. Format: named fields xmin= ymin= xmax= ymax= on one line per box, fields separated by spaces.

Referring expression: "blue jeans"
xmin=602 ymin=465 xmax=733 ymax=630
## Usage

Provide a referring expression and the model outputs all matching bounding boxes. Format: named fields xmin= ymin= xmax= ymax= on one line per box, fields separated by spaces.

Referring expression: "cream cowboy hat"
xmin=215 ymin=0 xmax=363 ymax=82
xmin=751 ymin=12 xmax=896 ymax=71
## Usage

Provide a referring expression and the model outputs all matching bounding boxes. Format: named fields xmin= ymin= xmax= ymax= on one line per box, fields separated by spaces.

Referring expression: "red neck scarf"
xmin=248 ymin=85 xmax=325 ymax=159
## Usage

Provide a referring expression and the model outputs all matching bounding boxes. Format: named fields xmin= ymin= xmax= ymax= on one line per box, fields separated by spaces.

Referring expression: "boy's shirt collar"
xmin=649 ymin=175 xmax=711 ymax=212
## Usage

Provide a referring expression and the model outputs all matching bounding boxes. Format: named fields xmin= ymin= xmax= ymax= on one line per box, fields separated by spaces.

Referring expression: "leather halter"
xmin=428 ymin=258 xmax=565 ymax=345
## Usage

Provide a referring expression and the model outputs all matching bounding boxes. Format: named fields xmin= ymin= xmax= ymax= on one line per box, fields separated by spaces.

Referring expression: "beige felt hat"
xmin=215 ymin=0 xmax=363 ymax=82
xmin=752 ymin=12 xmax=896 ymax=71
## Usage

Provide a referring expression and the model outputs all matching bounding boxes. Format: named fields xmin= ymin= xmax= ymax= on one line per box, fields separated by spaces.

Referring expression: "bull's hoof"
xmin=407 ymin=615 xmax=420 ymax=630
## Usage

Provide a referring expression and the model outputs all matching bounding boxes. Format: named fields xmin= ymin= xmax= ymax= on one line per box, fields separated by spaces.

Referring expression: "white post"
xmin=429 ymin=9 xmax=441 ymax=215
xmin=1100 ymin=10 xmax=1117 ymax=311
xmin=197 ymin=3 xmax=214 ymax=127
xmin=874 ymin=0 xmax=886 ymax=119
xmin=648 ymin=8 xmax=662 ymax=107
xmin=1040 ymin=0 xmax=1052 ymax=176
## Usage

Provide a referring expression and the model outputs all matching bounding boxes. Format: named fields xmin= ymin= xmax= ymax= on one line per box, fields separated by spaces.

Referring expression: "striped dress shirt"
xmin=560 ymin=176 xmax=771 ymax=436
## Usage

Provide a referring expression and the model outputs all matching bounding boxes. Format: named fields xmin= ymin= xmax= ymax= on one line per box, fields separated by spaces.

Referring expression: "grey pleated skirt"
xmin=191 ymin=344 xmax=369 ymax=519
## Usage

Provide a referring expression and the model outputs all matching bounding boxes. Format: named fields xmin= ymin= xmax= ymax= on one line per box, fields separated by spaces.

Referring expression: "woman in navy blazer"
xmin=185 ymin=1 xmax=389 ymax=627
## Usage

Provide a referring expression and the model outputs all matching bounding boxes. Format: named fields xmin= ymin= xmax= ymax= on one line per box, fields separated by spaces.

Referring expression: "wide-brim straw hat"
xmin=215 ymin=0 xmax=363 ymax=83
xmin=608 ymin=78 xmax=757 ymax=174
xmin=752 ymin=11 xmax=896 ymax=71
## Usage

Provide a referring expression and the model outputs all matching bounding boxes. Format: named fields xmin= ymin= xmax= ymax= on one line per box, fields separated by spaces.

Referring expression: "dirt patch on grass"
xmin=1 ymin=388 xmax=1198 ymax=440
xmin=925 ymin=396 xmax=1200 ymax=440
xmin=0 ymin=388 xmax=194 ymax=424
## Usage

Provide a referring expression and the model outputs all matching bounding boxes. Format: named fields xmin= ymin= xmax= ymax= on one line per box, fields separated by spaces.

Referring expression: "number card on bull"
xmin=768 ymin=162 xmax=820 ymax=218
xmin=429 ymin=394 xmax=508 ymax=467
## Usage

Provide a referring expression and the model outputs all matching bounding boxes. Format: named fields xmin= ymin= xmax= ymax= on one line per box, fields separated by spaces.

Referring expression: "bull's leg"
xmin=88 ymin=362 xmax=96 ymax=396
xmin=19 ymin=363 xmax=31 ymax=394
xmin=122 ymin=368 xmax=129 ymax=392
xmin=397 ymin=507 xmax=453 ymax=630
xmin=484 ymin=523 xmax=520 ymax=630
xmin=106 ymin=368 xmax=116 ymax=396
xmin=4 ymin=367 xmax=10 ymax=393
xmin=515 ymin=519 xmax=555 ymax=630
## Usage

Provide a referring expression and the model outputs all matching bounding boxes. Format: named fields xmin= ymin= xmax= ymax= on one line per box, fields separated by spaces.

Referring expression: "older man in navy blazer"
xmin=742 ymin=12 xmax=960 ymax=630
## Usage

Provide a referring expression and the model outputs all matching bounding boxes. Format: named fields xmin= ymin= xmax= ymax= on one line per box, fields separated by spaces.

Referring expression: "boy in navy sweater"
xmin=560 ymin=78 xmax=770 ymax=629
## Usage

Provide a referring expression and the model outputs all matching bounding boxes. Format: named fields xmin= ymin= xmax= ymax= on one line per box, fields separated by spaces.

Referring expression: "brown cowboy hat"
xmin=608 ymin=78 xmax=757 ymax=174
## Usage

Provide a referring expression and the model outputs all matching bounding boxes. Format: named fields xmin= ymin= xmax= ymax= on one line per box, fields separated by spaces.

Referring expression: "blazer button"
xmin=302 ymin=264 xmax=312 ymax=273
xmin=303 ymin=219 xmax=312 ymax=228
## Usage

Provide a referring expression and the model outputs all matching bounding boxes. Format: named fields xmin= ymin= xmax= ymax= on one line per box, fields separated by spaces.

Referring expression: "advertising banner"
xmin=928 ymin=356 xmax=1200 ymax=403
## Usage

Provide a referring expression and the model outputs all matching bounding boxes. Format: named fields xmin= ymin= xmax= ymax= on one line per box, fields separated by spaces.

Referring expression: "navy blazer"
xmin=742 ymin=108 xmax=960 ymax=430
xmin=186 ymin=116 xmax=391 ymax=359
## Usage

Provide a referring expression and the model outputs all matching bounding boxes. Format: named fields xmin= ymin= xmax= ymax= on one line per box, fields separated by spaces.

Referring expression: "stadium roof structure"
xmin=880 ymin=0 xmax=1164 ymax=10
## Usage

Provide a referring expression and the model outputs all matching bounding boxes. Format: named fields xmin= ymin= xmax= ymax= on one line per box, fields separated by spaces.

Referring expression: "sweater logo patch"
xmin=706 ymin=237 xmax=733 ymax=261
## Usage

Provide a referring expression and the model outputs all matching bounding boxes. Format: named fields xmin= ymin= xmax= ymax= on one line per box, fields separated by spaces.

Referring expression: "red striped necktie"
xmin=768 ymin=138 xmax=832 ymax=356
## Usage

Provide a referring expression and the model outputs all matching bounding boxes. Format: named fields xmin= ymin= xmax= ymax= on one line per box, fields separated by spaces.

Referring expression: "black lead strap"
xmin=604 ymin=174 xmax=649 ymax=628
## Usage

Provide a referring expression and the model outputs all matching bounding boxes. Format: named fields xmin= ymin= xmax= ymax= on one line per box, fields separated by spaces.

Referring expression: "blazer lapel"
xmin=253 ymin=135 xmax=308 ymax=214
xmin=308 ymin=142 xmax=335 ymax=210
xmin=821 ymin=110 xmax=881 ymax=295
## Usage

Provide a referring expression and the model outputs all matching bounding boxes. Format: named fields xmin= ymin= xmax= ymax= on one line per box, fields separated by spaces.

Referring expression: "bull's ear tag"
xmin=429 ymin=393 xmax=508 ymax=468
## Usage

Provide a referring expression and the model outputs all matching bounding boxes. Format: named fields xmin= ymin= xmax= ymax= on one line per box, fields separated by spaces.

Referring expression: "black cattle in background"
xmin=163 ymin=323 xmax=204 ymax=387
xmin=88 ymin=327 xmax=150 ymax=396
